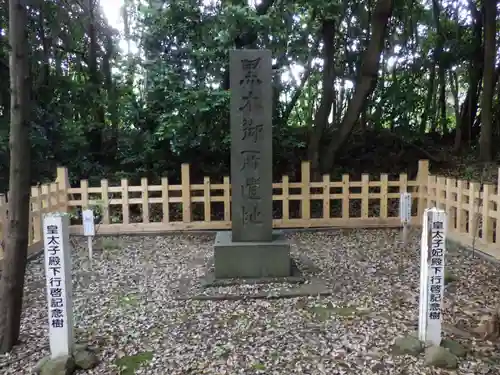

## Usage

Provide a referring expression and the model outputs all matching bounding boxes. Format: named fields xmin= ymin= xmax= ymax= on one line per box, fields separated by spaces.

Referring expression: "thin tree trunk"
xmin=454 ymin=0 xmax=483 ymax=152
xmin=449 ymin=70 xmax=460 ymax=135
xmin=307 ymin=19 xmax=336 ymax=176
xmin=281 ymin=38 xmax=319 ymax=127
xmin=419 ymin=43 xmax=436 ymax=132
xmin=438 ymin=69 xmax=447 ymax=134
xmin=322 ymin=0 xmax=394 ymax=171
xmin=431 ymin=0 xmax=447 ymax=135
xmin=0 ymin=0 xmax=32 ymax=353
xmin=102 ymin=32 xmax=118 ymax=167
xmin=390 ymin=67 xmax=398 ymax=131
xmin=429 ymin=77 xmax=439 ymax=132
xmin=86 ymin=0 xmax=105 ymax=167
xmin=479 ymin=0 xmax=496 ymax=161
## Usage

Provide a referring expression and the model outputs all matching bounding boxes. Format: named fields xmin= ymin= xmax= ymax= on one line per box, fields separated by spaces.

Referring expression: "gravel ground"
xmin=1 ymin=228 xmax=500 ymax=374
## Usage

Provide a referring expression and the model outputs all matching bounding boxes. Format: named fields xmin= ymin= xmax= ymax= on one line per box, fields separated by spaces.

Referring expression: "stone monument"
xmin=213 ymin=49 xmax=292 ymax=278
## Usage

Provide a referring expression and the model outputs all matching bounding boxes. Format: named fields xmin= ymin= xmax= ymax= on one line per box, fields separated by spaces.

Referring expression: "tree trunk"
xmin=307 ymin=19 xmax=336 ymax=176
xmin=492 ymin=66 xmax=500 ymax=136
xmin=86 ymin=0 xmax=105 ymax=167
xmin=322 ymin=0 xmax=394 ymax=171
xmin=0 ymin=0 xmax=32 ymax=353
xmin=438 ymin=68 xmax=447 ymax=134
xmin=431 ymin=0 xmax=447 ymax=135
xmin=102 ymin=32 xmax=118 ymax=167
xmin=390 ymin=67 xmax=398 ymax=131
xmin=454 ymin=1 xmax=483 ymax=152
xmin=429 ymin=77 xmax=439 ymax=132
xmin=449 ymin=70 xmax=460 ymax=136
xmin=420 ymin=64 xmax=436 ymax=134
xmin=479 ymin=0 xmax=496 ymax=161
xmin=281 ymin=64 xmax=314 ymax=127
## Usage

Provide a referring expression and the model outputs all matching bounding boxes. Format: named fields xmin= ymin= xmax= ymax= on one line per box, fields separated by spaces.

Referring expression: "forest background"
xmin=0 ymin=0 xmax=498 ymax=191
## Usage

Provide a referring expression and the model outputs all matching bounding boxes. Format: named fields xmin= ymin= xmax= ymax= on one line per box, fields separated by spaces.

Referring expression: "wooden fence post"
xmin=42 ymin=184 xmax=51 ymax=212
xmin=282 ymin=175 xmax=289 ymax=222
xmin=141 ymin=178 xmax=149 ymax=224
xmin=417 ymin=160 xmax=430 ymax=222
xmin=203 ymin=177 xmax=211 ymax=223
xmin=101 ymin=179 xmax=111 ymax=224
xmin=181 ymin=164 xmax=191 ymax=223
xmin=446 ymin=178 xmax=456 ymax=231
xmin=322 ymin=174 xmax=330 ymax=219
xmin=122 ymin=178 xmax=130 ymax=225
xmin=361 ymin=174 xmax=369 ymax=219
xmin=469 ymin=182 xmax=478 ymax=237
xmin=301 ymin=161 xmax=310 ymax=221
xmin=497 ymin=169 xmax=500 ymax=243
xmin=56 ymin=167 xmax=70 ymax=212
xmin=380 ymin=174 xmax=388 ymax=219
xmin=482 ymin=184 xmax=493 ymax=243
xmin=342 ymin=174 xmax=349 ymax=219
xmin=435 ymin=176 xmax=445 ymax=210
xmin=31 ymin=186 xmax=42 ymax=242
xmin=456 ymin=179 xmax=466 ymax=233
xmin=223 ymin=176 xmax=230 ymax=222
xmin=161 ymin=177 xmax=169 ymax=224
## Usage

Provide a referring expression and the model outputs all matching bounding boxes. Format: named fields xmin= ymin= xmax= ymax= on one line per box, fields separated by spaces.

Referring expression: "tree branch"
xmin=280 ymin=36 xmax=320 ymax=125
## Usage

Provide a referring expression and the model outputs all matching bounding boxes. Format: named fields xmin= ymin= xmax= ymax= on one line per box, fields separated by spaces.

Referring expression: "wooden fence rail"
xmin=64 ymin=161 xmax=423 ymax=233
xmin=2 ymin=159 xmax=500 ymax=262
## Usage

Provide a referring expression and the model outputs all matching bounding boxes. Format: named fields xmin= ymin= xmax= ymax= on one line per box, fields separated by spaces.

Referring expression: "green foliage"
xmin=0 ymin=0 xmax=494 ymax=192
xmin=114 ymin=351 xmax=153 ymax=375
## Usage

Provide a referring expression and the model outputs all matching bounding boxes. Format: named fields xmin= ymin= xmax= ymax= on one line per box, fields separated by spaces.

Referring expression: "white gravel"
xmin=1 ymin=228 xmax=499 ymax=374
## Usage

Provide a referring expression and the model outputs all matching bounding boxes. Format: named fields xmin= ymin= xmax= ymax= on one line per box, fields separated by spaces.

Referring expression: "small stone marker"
xmin=399 ymin=192 xmax=412 ymax=244
xmin=43 ymin=212 xmax=74 ymax=358
xmin=82 ymin=209 xmax=95 ymax=266
xmin=418 ymin=207 xmax=446 ymax=346
xmin=213 ymin=49 xmax=291 ymax=278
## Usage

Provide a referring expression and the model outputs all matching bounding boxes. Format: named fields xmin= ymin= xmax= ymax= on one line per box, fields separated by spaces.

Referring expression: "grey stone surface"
xmin=39 ymin=355 xmax=75 ymax=375
xmin=179 ymin=277 xmax=332 ymax=301
xmin=74 ymin=348 xmax=99 ymax=369
xmin=72 ymin=343 xmax=89 ymax=353
xmin=392 ymin=334 xmax=424 ymax=356
xmin=229 ymin=49 xmax=273 ymax=242
xmin=213 ymin=49 xmax=292 ymax=279
xmin=201 ymin=257 xmax=303 ymax=287
xmin=424 ymin=346 xmax=459 ymax=369
xmin=441 ymin=338 xmax=467 ymax=358
xmin=33 ymin=345 xmax=99 ymax=374
xmin=180 ymin=289 xmax=332 ymax=301
xmin=214 ymin=230 xmax=291 ymax=278
xmin=33 ymin=357 xmax=50 ymax=374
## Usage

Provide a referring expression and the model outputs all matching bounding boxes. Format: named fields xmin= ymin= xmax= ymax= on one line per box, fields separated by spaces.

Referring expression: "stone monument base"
xmin=213 ymin=230 xmax=292 ymax=279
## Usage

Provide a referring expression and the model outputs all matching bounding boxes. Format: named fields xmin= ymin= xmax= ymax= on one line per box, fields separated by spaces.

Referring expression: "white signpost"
xmin=43 ymin=213 xmax=74 ymax=358
xmin=82 ymin=209 xmax=95 ymax=266
xmin=399 ymin=192 xmax=412 ymax=245
xmin=418 ymin=207 xmax=447 ymax=346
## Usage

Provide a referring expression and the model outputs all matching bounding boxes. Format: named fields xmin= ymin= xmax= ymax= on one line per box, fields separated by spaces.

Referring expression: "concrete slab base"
xmin=202 ymin=258 xmax=303 ymax=287
xmin=213 ymin=230 xmax=292 ymax=278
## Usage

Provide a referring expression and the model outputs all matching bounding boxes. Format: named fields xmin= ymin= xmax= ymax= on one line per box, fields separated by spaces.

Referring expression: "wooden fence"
xmin=422 ymin=171 xmax=500 ymax=258
xmin=64 ymin=161 xmax=423 ymax=232
xmin=1 ymin=159 xmax=500 ymax=262
xmin=0 ymin=168 xmax=69 ymax=262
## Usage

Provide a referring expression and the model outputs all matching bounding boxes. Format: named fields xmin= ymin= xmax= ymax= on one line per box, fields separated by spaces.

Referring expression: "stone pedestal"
xmin=214 ymin=230 xmax=291 ymax=278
